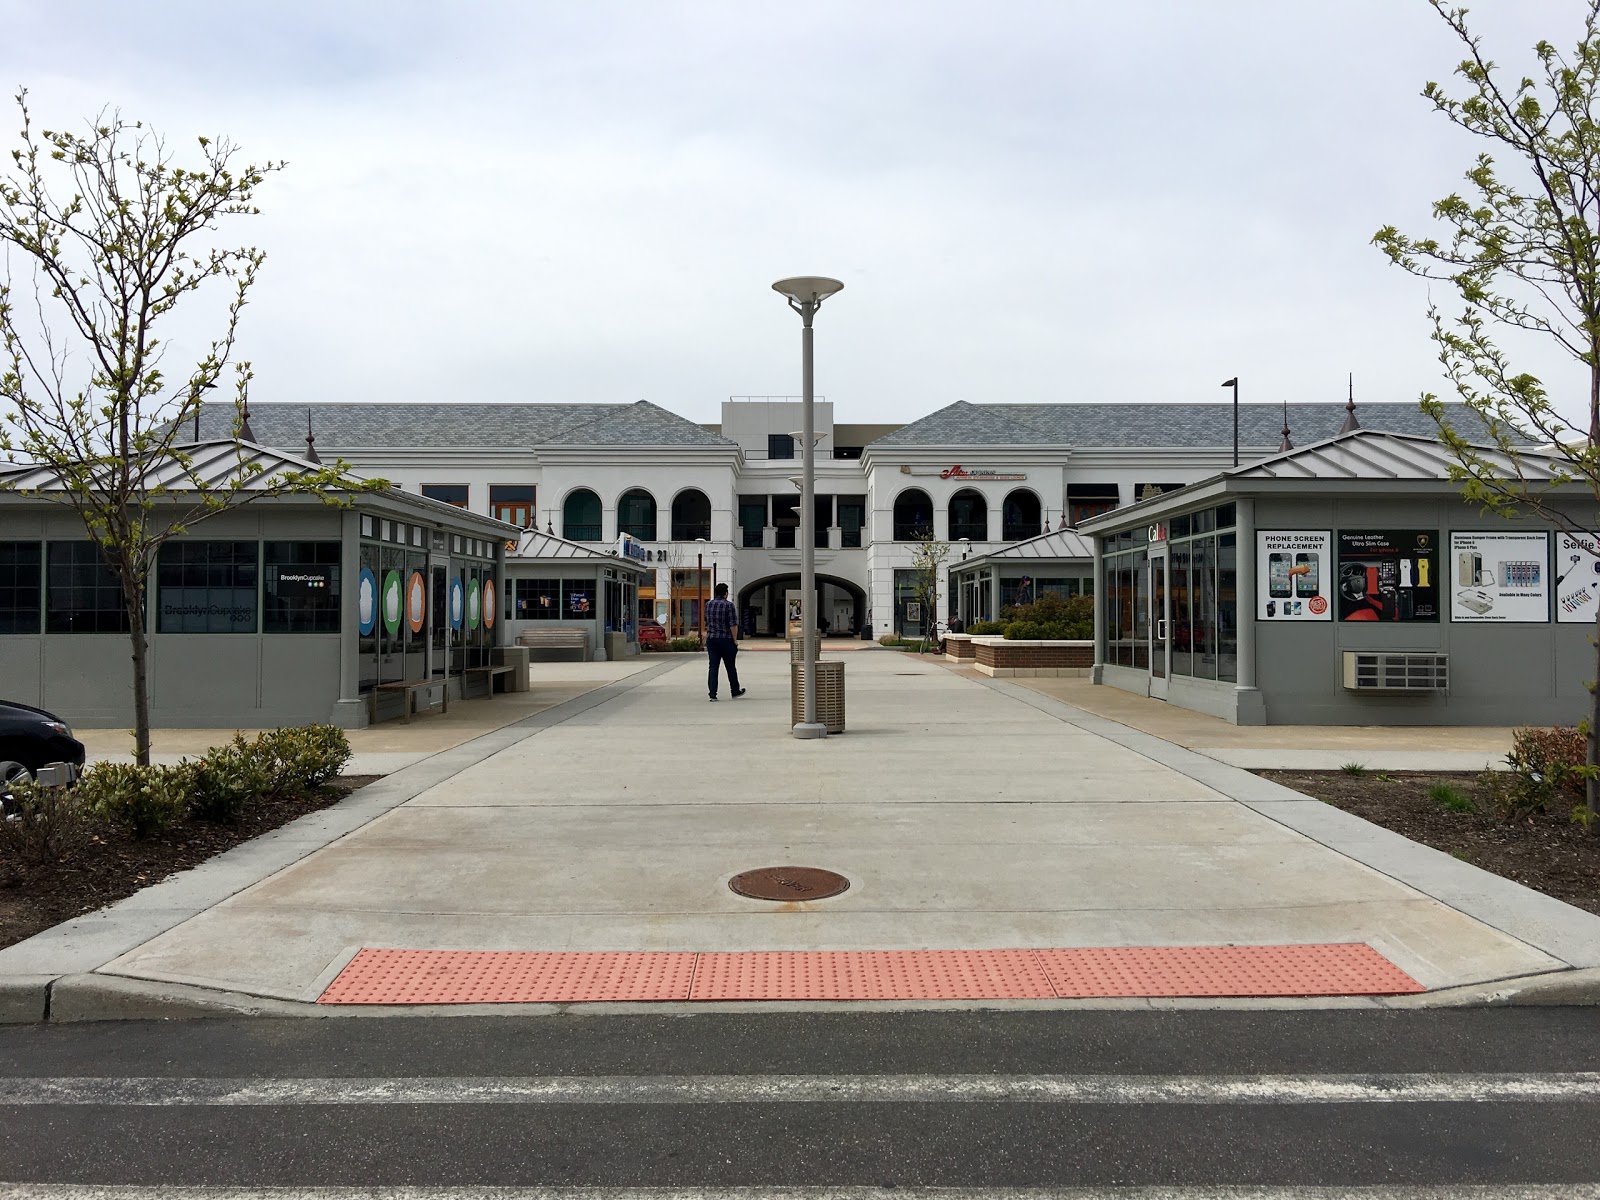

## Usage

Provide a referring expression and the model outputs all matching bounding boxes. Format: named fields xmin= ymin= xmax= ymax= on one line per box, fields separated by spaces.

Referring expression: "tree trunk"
xmin=125 ymin=574 xmax=152 ymax=768
xmin=1590 ymin=594 xmax=1599 ymax=831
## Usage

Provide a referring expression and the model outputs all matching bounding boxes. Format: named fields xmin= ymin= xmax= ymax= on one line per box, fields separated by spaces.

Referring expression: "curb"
xmin=0 ymin=660 xmax=686 ymax=1025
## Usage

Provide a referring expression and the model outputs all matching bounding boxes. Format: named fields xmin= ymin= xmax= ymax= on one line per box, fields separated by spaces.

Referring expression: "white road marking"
xmin=2 ymin=1184 xmax=1599 ymax=1198
xmin=0 ymin=1072 xmax=1597 ymax=1107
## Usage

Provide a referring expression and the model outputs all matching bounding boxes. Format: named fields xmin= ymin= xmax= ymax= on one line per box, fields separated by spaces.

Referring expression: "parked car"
xmin=637 ymin=621 xmax=668 ymax=646
xmin=0 ymin=700 xmax=87 ymax=804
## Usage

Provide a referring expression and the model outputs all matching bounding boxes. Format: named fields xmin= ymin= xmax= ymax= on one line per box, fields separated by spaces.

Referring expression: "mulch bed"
xmin=1257 ymin=770 xmax=1600 ymax=916
xmin=0 ymin=776 xmax=381 ymax=951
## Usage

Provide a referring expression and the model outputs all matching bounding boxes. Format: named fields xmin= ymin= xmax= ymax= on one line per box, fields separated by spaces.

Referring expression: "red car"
xmin=638 ymin=622 xmax=667 ymax=646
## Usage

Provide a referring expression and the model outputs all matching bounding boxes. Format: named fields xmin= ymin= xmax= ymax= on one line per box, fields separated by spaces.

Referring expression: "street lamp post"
xmin=695 ymin=538 xmax=707 ymax=646
xmin=772 ymin=275 xmax=844 ymax=739
xmin=1221 ymin=377 xmax=1239 ymax=468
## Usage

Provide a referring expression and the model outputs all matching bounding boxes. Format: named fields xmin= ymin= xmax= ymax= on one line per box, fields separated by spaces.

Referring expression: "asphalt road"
xmin=0 ymin=1008 xmax=1597 ymax=1196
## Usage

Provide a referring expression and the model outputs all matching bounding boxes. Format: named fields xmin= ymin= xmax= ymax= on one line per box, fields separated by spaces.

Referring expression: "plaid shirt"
xmin=705 ymin=596 xmax=737 ymax=639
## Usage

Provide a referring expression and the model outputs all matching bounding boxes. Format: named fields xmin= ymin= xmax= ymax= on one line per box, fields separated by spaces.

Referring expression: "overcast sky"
xmin=1 ymin=0 xmax=1591 ymax=429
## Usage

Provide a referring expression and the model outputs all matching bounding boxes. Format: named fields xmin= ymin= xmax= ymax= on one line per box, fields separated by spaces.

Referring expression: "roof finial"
xmin=1279 ymin=397 xmax=1293 ymax=453
xmin=1057 ymin=510 xmax=1067 ymax=531
xmin=546 ymin=519 xmax=554 ymax=535
xmin=1340 ymin=372 xmax=1360 ymax=434
xmin=238 ymin=396 xmax=257 ymax=444
xmin=304 ymin=409 xmax=322 ymax=464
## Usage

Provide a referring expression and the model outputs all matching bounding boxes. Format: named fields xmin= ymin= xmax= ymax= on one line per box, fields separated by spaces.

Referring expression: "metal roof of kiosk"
xmin=0 ymin=438 xmax=520 ymax=539
xmin=1075 ymin=430 xmax=1581 ymax=536
xmin=509 ymin=527 xmax=654 ymax=576
xmin=950 ymin=526 xmax=1096 ymax=576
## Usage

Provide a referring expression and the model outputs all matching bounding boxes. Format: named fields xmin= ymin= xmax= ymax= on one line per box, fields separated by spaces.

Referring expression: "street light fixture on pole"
xmin=772 ymin=274 xmax=844 ymax=740
xmin=1221 ymin=377 xmax=1239 ymax=468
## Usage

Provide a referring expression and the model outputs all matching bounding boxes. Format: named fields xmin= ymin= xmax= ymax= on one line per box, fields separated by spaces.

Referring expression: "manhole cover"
xmin=729 ymin=866 xmax=850 ymax=902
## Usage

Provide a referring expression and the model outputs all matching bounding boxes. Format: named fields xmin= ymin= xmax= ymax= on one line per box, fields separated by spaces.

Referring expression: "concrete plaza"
xmin=3 ymin=648 xmax=1597 ymax=1017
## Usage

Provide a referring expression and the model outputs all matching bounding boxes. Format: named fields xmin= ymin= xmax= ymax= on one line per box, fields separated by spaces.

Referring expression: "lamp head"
xmin=772 ymin=276 xmax=845 ymax=307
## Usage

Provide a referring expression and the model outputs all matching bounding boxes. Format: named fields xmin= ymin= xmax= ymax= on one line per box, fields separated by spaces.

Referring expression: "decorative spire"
xmin=303 ymin=409 xmax=322 ymax=464
xmin=546 ymin=520 xmax=554 ymax=534
xmin=1279 ymin=398 xmax=1294 ymax=453
xmin=238 ymin=398 xmax=257 ymax=444
xmin=1057 ymin=511 xmax=1067 ymax=531
xmin=1339 ymin=372 xmax=1360 ymax=434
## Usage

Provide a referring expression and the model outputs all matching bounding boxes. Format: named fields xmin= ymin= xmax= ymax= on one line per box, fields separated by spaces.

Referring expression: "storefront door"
xmin=1150 ymin=551 xmax=1170 ymax=699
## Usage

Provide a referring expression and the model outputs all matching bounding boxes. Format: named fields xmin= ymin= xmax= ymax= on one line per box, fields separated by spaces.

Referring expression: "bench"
xmin=370 ymin=679 xmax=448 ymax=724
xmin=517 ymin=627 xmax=590 ymax=662
xmin=462 ymin=664 xmax=516 ymax=699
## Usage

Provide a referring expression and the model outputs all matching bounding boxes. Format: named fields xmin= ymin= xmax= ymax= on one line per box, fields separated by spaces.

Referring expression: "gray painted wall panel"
xmin=1253 ymin=496 xmax=1591 ymax=726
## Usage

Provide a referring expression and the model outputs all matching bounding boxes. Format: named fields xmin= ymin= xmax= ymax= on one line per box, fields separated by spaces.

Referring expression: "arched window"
xmin=670 ymin=489 xmax=712 ymax=541
xmin=1002 ymin=489 xmax=1042 ymax=540
xmin=616 ymin=488 xmax=657 ymax=541
xmin=893 ymin=488 xmax=933 ymax=541
xmin=948 ymin=489 xmax=988 ymax=542
xmin=562 ymin=489 xmax=602 ymax=541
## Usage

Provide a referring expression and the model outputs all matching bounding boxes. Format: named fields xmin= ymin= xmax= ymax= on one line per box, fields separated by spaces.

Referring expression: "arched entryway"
xmin=736 ymin=573 xmax=867 ymax=638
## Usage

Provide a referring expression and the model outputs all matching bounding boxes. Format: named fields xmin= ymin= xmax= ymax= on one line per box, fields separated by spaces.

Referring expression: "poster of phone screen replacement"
xmin=1556 ymin=531 xmax=1600 ymax=624
xmin=1256 ymin=531 xmax=1331 ymax=620
xmin=1449 ymin=531 xmax=1550 ymax=623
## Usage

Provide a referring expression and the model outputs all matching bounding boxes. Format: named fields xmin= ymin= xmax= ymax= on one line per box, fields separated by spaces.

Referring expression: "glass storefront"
xmin=1101 ymin=503 xmax=1236 ymax=682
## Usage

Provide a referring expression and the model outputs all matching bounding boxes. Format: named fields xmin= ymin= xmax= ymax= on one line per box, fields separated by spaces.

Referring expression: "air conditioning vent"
xmin=1342 ymin=651 xmax=1448 ymax=692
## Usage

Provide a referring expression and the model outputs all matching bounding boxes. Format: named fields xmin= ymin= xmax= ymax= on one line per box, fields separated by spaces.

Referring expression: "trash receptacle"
xmin=790 ymin=661 xmax=845 ymax=734
xmin=859 ymin=624 xmax=873 ymax=642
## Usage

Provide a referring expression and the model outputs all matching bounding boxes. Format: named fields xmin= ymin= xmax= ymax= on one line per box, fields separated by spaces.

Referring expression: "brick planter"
xmin=943 ymin=634 xmax=977 ymax=662
xmin=971 ymin=637 xmax=1093 ymax=677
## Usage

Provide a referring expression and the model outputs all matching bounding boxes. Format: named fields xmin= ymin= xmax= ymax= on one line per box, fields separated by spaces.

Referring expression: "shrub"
xmin=1339 ymin=762 xmax=1367 ymax=776
xmin=1427 ymin=782 xmax=1474 ymax=813
xmin=965 ymin=620 xmax=1006 ymax=636
xmin=187 ymin=735 xmax=272 ymax=823
xmin=991 ymin=594 xmax=1093 ymax=640
xmin=1479 ymin=722 xmax=1595 ymax=823
xmin=0 ymin=776 xmax=94 ymax=866
xmin=667 ymin=637 xmax=702 ymax=652
xmin=254 ymin=725 xmax=352 ymax=795
xmin=78 ymin=762 xmax=190 ymax=838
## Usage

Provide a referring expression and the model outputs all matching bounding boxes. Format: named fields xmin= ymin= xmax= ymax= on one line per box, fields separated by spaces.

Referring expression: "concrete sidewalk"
xmin=1010 ymin=674 xmax=1517 ymax=772
xmin=3 ymin=650 xmax=1597 ymax=1019
xmin=74 ymin=659 xmax=659 ymax=775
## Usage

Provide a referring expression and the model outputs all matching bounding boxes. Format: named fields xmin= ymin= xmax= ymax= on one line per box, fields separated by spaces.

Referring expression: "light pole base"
xmin=791 ymin=722 xmax=828 ymax=740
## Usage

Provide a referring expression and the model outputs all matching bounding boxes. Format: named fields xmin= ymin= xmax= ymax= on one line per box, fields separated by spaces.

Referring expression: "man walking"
xmin=705 ymin=582 xmax=745 ymax=701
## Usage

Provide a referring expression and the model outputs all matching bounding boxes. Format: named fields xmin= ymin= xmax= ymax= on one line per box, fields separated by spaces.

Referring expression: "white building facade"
xmin=202 ymin=396 xmax=1471 ymax=640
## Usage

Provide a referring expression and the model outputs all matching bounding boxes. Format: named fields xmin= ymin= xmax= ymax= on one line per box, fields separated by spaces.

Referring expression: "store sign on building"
xmin=1336 ymin=529 xmax=1439 ymax=622
xmin=616 ymin=533 xmax=650 ymax=562
xmin=899 ymin=465 xmax=1027 ymax=480
xmin=1256 ymin=531 xmax=1331 ymax=620
xmin=1556 ymin=531 xmax=1600 ymax=623
xmin=1449 ymin=531 xmax=1550 ymax=622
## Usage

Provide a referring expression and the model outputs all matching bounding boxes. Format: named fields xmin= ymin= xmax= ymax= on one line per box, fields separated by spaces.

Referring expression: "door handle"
xmin=1156 ymin=619 xmax=1168 ymax=641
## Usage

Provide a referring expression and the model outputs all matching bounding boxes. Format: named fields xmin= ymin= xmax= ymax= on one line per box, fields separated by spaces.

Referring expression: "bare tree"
xmin=0 ymin=91 xmax=377 ymax=765
xmin=1374 ymin=2 xmax=1600 ymax=824
xmin=908 ymin=530 xmax=951 ymax=653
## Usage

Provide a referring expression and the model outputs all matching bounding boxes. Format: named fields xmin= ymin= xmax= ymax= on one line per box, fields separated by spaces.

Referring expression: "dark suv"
xmin=0 ymin=700 xmax=87 ymax=797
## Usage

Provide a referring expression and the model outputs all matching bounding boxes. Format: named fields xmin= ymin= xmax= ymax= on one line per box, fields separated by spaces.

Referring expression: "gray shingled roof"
xmin=542 ymin=400 xmax=737 ymax=447
xmin=868 ymin=400 xmax=1497 ymax=448
xmin=954 ymin=527 xmax=1096 ymax=572
xmin=192 ymin=400 xmax=735 ymax=451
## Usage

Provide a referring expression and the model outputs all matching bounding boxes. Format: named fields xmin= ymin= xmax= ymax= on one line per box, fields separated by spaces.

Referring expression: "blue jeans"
xmin=707 ymin=637 xmax=741 ymax=697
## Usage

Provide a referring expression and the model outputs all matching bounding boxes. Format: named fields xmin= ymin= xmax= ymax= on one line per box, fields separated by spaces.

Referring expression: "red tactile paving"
xmin=317 ymin=944 xmax=1424 ymax=1005
xmin=688 ymin=949 xmax=1057 ymax=1001
xmin=1035 ymin=944 xmax=1424 ymax=998
xmin=318 ymin=949 xmax=698 ymax=1005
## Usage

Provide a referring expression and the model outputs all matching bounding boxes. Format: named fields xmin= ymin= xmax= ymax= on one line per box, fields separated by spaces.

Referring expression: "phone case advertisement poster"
xmin=1556 ymin=532 xmax=1600 ymax=624
xmin=1449 ymin=531 xmax=1550 ymax=622
xmin=1257 ymin=531 xmax=1332 ymax=620
xmin=1336 ymin=529 xmax=1439 ymax=623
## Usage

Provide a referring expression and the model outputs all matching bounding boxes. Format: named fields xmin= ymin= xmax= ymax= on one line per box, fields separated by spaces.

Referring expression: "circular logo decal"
xmin=381 ymin=571 xmax=402 ymax=635
xmin=467 ymin=578 xmax=481 ymax=630
xmin=483 ymin=579 xmax=497 ymax=629
xmin=1308 ymin=596 xmax=1328 ymax=616
xmin=357 ymin=568 xmax=377 ymax=636
xmin=449 ymin=577 xmax=465 ymax=630
xmin=407 ymin=572 xmax=427 ymax=634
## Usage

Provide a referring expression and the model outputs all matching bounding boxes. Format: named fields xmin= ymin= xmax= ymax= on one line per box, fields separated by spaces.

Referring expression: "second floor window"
xmin=490 ymin=485 xmax=536 ymax=527
xmin=767 ymin=434 xmax=795 ymax=460
xmin=422 ymin=484 xmax=469 ymax=509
